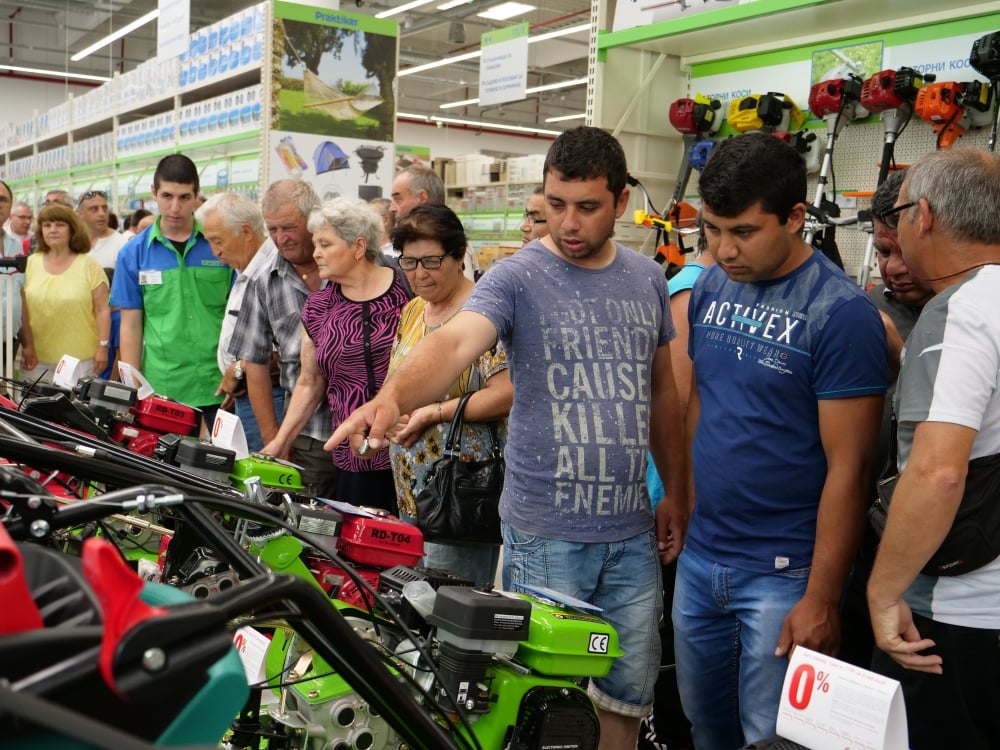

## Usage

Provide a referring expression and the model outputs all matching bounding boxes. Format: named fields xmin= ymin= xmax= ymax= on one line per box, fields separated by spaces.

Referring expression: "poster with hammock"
xmin=271 ymin=2 xmax=398 ymax=203
xmin=273 ymin=5 xmax=397 ymax=141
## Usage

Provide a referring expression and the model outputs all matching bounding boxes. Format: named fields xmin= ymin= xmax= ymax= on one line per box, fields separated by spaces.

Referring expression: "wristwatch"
xmin=233 ymin=360 xmax=244 ymax=379
xmin=98 ymin=340 xmax=110 ymax=347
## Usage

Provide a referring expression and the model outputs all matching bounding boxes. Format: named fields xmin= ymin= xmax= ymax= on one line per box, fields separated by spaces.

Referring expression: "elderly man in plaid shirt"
xmin=228 ymin=179 xmax=337 ymax=498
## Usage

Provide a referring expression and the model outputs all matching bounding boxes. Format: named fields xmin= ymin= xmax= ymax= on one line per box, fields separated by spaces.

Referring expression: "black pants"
xmin=871 ymin=611 xmax=1000 ymax=750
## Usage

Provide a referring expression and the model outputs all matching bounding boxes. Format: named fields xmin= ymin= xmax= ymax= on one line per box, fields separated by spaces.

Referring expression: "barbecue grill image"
xmin=356 ymin=145 xmax=386 ymax=183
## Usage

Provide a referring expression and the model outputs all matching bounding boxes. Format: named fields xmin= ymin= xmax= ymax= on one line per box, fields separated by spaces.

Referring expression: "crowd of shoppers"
xmin=9 ymin=130 xmax=999 ymax=750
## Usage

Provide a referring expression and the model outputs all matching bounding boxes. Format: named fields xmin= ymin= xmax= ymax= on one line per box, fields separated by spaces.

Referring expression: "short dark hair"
xmin=153 ymin=153 xmax=199 ymax=194
xmin=698 ymin=133 xmax=805 ymax=224
xmin=390 ymin=203 xmax=467 ymax=260
xmin=543 ymin=127 xmax=628 ymax=202
xmin=870 ymin=170 xmax=906 ymax=222
xmin=0 ymin=180 xmax=11 ymax=201
xmin=35 ymin=205 xmax=91 ymax=254
xmin=129 ymin=208 xmax=152 ymax=228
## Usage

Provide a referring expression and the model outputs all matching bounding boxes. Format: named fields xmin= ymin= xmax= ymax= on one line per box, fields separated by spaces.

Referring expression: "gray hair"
xmin=262 ymin=179 xmax=321 ymax=221
xmin=870 ymin=170 xmax=906 ymax=221
xmin=307 ymin=197 xmax=384 ymax=261
xmin=11 ymin=200 xmax=32 ymax=215
xmin=370 ymin=197 xmax=394 ymax=231
xmin=400 ymin=165 xmax=445 ymax=205
xmin=902 ymin=148 xmax=1000 ymax=244
xmin=196 ymin=192 xmax=265 ymax=238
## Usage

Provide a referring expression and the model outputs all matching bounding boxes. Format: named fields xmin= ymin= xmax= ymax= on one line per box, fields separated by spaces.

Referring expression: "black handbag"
xmin=415 ymin=392 xmax=504 ymax=545
xmin=869 ymin=417 xmax=1000 ymax=576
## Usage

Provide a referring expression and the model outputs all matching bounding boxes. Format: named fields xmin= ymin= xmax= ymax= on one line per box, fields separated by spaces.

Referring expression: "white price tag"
xmin=52 ymin=355 xmax=83 ymax=389
xmin=232 ymin=626 xmax=271 ymax=685
xmin=212 ymin=408 xmax=250 ymax=460
xmin=117 ymin=362 xmax=155 ymax=400
xmin=777 ymin=647 xmax=908 ymax=750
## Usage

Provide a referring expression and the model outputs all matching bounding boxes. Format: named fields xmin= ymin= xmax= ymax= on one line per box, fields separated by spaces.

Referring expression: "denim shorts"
xmin=502 ymin=523 xmax=663 ymax=717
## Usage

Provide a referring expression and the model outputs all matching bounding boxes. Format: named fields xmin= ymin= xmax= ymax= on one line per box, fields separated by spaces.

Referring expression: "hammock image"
xmin=302 ymin=69 xmax=383 ymax=120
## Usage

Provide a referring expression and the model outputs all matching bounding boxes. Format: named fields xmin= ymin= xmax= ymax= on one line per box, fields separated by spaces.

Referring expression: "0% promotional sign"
xmin=776 ymin=647 xmax=908 ymax=750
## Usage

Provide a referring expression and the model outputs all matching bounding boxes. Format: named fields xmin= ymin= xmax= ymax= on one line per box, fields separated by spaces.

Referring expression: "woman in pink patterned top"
xmin=261 ymin=197 xmax=409 ymax=510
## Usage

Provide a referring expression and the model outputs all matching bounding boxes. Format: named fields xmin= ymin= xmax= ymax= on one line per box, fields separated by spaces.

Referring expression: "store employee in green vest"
xmin=111 ymin=154 xmax=233 ymax=429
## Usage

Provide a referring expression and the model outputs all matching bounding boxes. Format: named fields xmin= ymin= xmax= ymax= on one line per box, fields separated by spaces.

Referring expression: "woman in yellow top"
xmin=20 ymin=204 xmax=110 ymax=382
xmin=385 ymin=203 xmax=513 ymax=587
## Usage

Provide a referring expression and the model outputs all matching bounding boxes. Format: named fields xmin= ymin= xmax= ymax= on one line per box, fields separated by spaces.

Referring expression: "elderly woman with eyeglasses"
xmin=19 ymin=205 xmax=110 ymax=382
xmin=261 ymin=197 xmax=410 ymax=510
xmin=383 ymin=204 xmax=513 ymax=587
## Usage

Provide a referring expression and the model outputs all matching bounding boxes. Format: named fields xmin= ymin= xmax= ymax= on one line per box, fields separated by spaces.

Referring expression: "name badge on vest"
xmin=139 ymin=270 xmax=163 ymax=285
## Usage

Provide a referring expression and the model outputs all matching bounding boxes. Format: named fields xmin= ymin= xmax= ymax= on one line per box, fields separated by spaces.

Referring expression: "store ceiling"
xmin=0 ymin=0 xmax=591 ymax=134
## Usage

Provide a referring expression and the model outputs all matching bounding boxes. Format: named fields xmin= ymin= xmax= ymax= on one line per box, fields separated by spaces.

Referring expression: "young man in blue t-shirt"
xmin=330 ymin=126 xmax=688 ymax=749
xmin=674 ymin=133 xmax=887 ymax=749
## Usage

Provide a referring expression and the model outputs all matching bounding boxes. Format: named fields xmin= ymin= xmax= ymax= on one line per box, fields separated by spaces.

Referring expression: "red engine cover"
xmin=305 ymin=553 xmax=381 ymax=608
xmin=809 ymin=78 xmax=848 ymax=119
xmin=110 ymin=422 xmax=165 ymax=457
xmin=336 ymin=513 xmax=424 ymax=570
xmin=861 ymin=69 xmax=905 ymax=113
xmin=131 ymin=396 xmax=199 ymax=436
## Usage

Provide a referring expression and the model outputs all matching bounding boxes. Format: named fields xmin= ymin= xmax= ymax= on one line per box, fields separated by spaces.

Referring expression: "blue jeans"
xmin=503 ymin=523 xmax=662 ymax=717
xmin=399 ymin=514 xmax=500 ymax=588
xmin=672 ymin=546 xmax=809 ymax=750
xmin=235 ymin=387 xmax=285 ymax=453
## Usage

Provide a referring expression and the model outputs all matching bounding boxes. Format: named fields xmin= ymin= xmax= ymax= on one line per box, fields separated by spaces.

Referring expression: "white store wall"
xmin=0 ymin=76 xmax=95 ymax=120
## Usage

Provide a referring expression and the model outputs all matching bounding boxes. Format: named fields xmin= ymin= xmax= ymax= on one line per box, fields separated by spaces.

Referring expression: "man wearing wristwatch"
xmin=198 ymin=193 xmax=276 ymax=452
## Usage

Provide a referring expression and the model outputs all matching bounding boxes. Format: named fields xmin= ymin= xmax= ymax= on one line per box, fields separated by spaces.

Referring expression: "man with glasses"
xmin=867 ymin=148 xmax=1000 ymax=750
xmin=7 ymin=202 xmax=32 ymax=249
xmin=520 ymin=185 xmax=547 ymax=246
xmin=77 ymin=190 xmax=128 ymax=269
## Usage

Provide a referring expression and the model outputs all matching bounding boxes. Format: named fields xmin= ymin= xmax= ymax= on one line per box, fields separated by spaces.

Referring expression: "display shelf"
xmin=178 ymin=67 xmax=262 ymax=106
xmin=0 ymin=3 xmax=269 ymax=206
xmin=598 ymin=0 xmax=1000 ymax=64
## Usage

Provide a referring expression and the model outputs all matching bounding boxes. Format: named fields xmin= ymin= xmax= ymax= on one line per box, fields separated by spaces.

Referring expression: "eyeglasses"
xmin=399 ymin=254 xmax=448 ymax=270
xmin=877 ymin=201 xmax=916 ymax=230
xmin=523 ymin=212 xmax=546 ymax=226
xmin=77 ymin=190 xmax=108 ymax=206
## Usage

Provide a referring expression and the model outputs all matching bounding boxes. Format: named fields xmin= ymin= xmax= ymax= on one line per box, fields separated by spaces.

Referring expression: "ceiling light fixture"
xmin=433 ymin=114 xmax=560 ymax=136
xmin=71 ymin=9 xmax=159 ymax=62
xmin=399 ymin=111 xmax=558 ymax=135
xmin=448 ymin=20 xmax=467 ymax=44
xmin=376 ymin=0 xmax=439 ymax=19
xmin=545 ymin=113 xmax=587 ymax=122
xmin=437 ymin=0 xmax=473 ymax=9
xmin=439 ymin=76 xmax=588 ymax=109
xmin=397 ymin=23 xmax=589 ymax=77
xmin=0 ymin=63 xmax=111 ymax=83
xmin=476 ymin=2 xmax=536 ymax=21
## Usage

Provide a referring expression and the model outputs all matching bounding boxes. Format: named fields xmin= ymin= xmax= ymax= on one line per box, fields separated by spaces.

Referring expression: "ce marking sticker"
xmin=588 ymin=633 xmax=609 ymax=654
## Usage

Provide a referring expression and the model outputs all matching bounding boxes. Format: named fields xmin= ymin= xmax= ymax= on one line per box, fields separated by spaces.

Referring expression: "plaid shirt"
xmin=228 ymin=252 xmax=331 ymax=442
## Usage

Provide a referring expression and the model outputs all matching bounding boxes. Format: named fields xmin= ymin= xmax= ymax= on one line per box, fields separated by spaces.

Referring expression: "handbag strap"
xmin=442 ymin=392 xmax=473 ymax=456
xmin=441 ymin=392 xmax=504 ymax=460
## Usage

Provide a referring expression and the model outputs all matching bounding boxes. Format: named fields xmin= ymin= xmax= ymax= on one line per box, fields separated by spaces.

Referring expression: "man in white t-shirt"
xmin=868 ymin=147 xmax=1000 ymax=750
xmin=77 ymin=190 xmax=127 ymax=270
